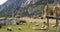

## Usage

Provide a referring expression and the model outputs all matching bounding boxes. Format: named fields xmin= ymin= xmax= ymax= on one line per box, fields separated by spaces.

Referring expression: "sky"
xmin=0 ymin=0 xmax=7 ymax=5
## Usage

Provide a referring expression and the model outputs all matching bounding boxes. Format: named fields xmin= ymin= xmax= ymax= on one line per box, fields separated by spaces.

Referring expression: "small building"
xmin=44 ymin=5 xmax=60 ymax=17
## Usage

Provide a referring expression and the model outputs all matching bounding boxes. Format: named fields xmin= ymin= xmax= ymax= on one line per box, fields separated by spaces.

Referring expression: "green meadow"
xmin=0 ymin=22 xmax=58 ymax=32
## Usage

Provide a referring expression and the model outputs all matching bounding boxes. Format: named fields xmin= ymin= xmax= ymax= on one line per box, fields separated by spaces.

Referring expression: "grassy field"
xmin=0 ymin=17 xmax=60 ymax=32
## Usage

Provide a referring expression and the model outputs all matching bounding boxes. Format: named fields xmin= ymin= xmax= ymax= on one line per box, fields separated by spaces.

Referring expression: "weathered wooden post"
xmin=55 ymin=0 xmax=59 ymax=32
xmin=46 ymin=0 xmax=49 ymax=32
xmin=46 ymin=16 xmax=49 ymax=32
xmin=55 ymin=7 xmax=59 ymax=32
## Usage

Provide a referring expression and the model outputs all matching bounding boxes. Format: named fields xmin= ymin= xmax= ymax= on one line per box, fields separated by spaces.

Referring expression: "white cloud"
xmin=0 ymin=0 xmax=7 ymax=5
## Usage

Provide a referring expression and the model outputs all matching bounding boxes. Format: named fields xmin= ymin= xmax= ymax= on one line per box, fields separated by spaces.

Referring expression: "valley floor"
xmin=0 ymin=17 xmax=60 ymax=32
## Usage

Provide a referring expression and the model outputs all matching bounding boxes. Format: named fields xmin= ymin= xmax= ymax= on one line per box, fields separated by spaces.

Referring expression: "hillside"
xmin=18 ymin=0 xmax=54 ymax=17
xmin=0 ymin=0 xmax=54 ymax=17
xmin=0 ymin=0 xmax=27 ymax=17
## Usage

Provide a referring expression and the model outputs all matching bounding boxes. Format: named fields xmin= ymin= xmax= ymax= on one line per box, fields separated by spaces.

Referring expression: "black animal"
xmin=0 ymin=24 xmax=2 ymax=28
xmin=20 ymin=20 xmax=26 ymax=23
xmin=16 ymin=20 xmax=26 ymax=25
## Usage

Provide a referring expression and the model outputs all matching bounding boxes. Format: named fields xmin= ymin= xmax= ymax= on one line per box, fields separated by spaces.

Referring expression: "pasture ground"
xmin=0 ymin=17 xmax=60 ymax=32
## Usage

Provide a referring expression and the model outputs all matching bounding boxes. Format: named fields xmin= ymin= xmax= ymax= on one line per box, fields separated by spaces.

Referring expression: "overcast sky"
xmin=0 ymin=0 xmax=7 ymax=5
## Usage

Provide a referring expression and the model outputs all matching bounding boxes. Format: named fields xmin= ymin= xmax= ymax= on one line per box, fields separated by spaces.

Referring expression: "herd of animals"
xmin=0 ymin=19 xmax=26 ymax=28
xmin=0 ymin=16 xmax=59 ymax=30
xmin=0 ymin=17 xmax=60 ymax=32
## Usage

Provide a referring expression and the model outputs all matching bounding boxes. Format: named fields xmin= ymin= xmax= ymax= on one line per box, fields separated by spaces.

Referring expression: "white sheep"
xmin=7 ymin=27 xmax=13 ymax=31
xmin=18 ymin=27 xmax=21 ymax=30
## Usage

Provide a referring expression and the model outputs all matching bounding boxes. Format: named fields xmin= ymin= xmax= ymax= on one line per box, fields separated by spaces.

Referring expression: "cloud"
xmin=0 ymin=0 xmax=7 ymax=5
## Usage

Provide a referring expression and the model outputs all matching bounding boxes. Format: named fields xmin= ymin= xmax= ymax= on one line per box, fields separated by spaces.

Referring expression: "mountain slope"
xmin=0 ymin=0 xmax=55 ymax=17
xmin=18 ymin=0 xmax=54 ymax=17
xmin=0 ymin=0 xmax=27 ymax=17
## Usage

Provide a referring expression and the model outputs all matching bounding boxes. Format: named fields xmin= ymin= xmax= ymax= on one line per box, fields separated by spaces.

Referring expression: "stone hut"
xmin=44 ymin=5 xmax=60 ymax=17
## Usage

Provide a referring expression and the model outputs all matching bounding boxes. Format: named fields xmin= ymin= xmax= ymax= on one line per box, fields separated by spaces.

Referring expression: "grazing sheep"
xmin=41 ymin=22 xmax=47 ymax=29
xmin=18 ymin=27 xmax=21 ymax=30
xmin=7 ymin=27 xmax=12 ymax=31
xmin=40 ymin=26 xmax=47 ymax=30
